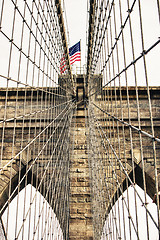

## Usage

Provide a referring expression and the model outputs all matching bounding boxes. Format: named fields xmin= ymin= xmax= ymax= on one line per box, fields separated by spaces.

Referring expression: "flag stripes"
xmin=69 ymin=41 xmax=81 ymax=65
xmin=60 ymin=41 xmax=81 ymax=74
xmin=70 ymin=52 xmax=81 ymax=65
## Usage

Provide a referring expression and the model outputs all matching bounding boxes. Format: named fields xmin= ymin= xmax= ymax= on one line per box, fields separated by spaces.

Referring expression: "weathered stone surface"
xmin=69 ymin=78 xmax=93 ymax=239
xmin=0 ymin=82 xmax=160 ymax=239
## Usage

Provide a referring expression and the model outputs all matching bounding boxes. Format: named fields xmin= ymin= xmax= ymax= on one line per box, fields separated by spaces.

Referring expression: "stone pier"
xmin=69 ymin=76 xmax=93 ymax=239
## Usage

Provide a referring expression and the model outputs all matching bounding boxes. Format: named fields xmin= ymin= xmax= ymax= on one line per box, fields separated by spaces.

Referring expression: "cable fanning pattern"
xmin=0 ymin=0 xmax=74 ymax=239
xmin=86 ymin=0 xmax=160 ymax=239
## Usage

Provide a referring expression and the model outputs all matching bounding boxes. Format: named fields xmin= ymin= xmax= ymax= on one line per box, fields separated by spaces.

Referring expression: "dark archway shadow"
xmin=0 ymin=164 xmax=68 ymax=240
xmin=0 ymin=166 xmax=38 ymax=217
xmin=105 ymin=164 xmax=156 ymax=216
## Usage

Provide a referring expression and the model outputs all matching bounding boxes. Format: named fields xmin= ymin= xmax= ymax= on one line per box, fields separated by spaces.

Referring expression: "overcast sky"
xmin=64 ymin=0 xmax=160 ymax=85
xmin=63 ymin=0 xmax=88 ymax=72
xmin=0 ymin=0 xmax=159 ymax=85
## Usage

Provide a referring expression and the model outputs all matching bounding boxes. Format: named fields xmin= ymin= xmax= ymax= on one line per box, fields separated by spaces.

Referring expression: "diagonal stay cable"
xmin=0 ymin=99 xmax=74 ymax=125
xmin=0 ymin=74 xmax=71 ymax=98
xmin=0 ymin=101 xmax=76 ymax=216
xmin=87 ymin=105 xmax=123 ymax=239
xmin=16 ymin=105 xmax=74 ymax=239
xmin=90 ymin=104 xmax=159 ymax=230
xmin=90 ymin=0 xmax=137 ymax=76
xmin=1 ymin=0 xmax=74 ymax=89
xmin=88 ymin=104 xmax=140 ymax=239
xmin=0 ymin=101 xmax=75 ymax=173
xmin=88 ymin=38 xmax=160 ymax=98
xmin=33 ymin=108 xmax=73 ymax=239
xmin=92 ymin=102 xmax=160 ymax=143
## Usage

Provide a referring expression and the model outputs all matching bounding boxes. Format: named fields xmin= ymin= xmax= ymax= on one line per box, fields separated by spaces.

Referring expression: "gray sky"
xmin=0 ymin=0 xmax=159 ymax=85
xmin=63 ymin=0 xmax=88 ymax=72
xmin=64 ymin=0 xmax=160 ymax=85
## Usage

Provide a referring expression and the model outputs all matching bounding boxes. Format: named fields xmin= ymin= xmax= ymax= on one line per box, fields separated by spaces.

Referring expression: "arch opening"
xmin=1 ymin=184 xmax=64 ymax=240
xmin=101 ymin=185 xmax=159 ymax=240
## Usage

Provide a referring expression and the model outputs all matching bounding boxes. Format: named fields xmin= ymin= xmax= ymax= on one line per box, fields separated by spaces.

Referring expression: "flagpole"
xmin=80 ymin=39 xmax=81 ymax=74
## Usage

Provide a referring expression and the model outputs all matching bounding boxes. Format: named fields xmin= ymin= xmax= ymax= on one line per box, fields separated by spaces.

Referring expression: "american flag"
xmin=69 ymin=41 xmax=81 ymax=65
xmin=60 ymin=41 xmax=81 ymax=74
